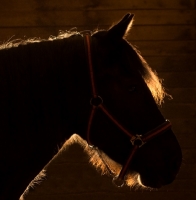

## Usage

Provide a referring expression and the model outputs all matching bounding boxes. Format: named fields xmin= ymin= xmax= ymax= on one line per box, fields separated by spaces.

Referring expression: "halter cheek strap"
xmin=83 ymin=32 xmax=171 ymax=187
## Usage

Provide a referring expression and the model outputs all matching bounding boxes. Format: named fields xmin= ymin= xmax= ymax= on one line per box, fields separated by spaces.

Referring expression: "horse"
xmin=0 ymin=13 xmax=182 ymax=200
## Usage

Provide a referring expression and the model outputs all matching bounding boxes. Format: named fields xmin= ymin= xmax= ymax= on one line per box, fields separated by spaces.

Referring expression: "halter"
xmin=83 ymin=32 xmax=171 ymax=187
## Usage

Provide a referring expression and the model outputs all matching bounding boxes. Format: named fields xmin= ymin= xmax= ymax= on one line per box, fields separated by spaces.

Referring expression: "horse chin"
xmin=137 ymin=174 xmax=162 ymax=189
xmin=137 ymin=171 xmax=176 ymax=189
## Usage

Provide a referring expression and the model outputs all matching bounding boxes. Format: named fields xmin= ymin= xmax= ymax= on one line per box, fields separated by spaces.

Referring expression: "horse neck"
xmin=57 ymin=35 xmax=92 ymax=140
xmin=35 ymin=35 xmax=92 ymax=141
xmin=0 ymin=35 xmax=91 ymax=199
xmin=0 ymin=34 xmax=91 ymax=150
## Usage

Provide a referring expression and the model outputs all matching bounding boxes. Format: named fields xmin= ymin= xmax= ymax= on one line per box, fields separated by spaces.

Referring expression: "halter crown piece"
xmin=83 ymin=32 xmax=172 ymax=187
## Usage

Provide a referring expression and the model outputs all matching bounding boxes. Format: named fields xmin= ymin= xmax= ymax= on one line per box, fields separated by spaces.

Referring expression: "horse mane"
xmin=0 ymin=29 xmax=79 ymax=50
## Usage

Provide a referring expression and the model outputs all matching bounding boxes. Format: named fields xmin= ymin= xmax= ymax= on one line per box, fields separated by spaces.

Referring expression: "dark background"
xmin=0 ymin=0 xmax=195 ymax=200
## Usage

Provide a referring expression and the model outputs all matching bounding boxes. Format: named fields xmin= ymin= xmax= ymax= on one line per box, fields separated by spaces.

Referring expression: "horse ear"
xmin=108 ymin=13 xmax=134 ymax=39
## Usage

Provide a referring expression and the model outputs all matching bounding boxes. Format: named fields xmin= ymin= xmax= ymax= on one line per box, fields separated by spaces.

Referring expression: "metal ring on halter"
xmin=112 ymin=176 xmax=125 ymax=188
xmin=90 ymin=96 xmax=103 ymax=107
xmin=130 ymin=134 xmax=145 ymax=147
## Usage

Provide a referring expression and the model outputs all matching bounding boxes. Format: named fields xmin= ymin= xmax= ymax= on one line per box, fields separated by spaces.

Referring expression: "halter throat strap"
xmin=83 ymin=33 xmax=171 ymax=186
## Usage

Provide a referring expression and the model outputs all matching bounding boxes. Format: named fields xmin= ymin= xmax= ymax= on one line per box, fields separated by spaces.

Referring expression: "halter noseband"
xmin=83 ymin=32 xmax=171 ymax=187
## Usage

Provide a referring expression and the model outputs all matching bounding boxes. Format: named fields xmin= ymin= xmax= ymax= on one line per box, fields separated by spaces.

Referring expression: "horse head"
xmin=82 ymin=13 xmax=182 ymax=189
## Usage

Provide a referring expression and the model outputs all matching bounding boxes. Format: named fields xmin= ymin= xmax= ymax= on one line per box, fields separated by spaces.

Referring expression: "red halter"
xmin=83 ymin=32 xmax=171 ymax=186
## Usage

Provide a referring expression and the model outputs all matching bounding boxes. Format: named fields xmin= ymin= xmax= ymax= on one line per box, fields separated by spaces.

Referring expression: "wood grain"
xmin=145 ymin=55 xmax=196 ymax=72
xmin=164 ymin=88 xmax=196 ymax=104
xmin=160 ymin=103 xmax=196 ymax=118
xmin=0 ymin=0 xmax=194 ymax=199
xmin=133 ymin=41 xmax=196 ymax=56
xmin=0 ymin=10 xmax=195 ymax=27
xmin=158 ymin=72 xmax=196 ymax=87
xmin=0 ymin=0 xmax=195 ymax=11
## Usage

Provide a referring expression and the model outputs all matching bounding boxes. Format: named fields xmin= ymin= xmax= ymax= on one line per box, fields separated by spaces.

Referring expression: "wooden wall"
xmin=0 ymin=0 xmax=195 ymax=200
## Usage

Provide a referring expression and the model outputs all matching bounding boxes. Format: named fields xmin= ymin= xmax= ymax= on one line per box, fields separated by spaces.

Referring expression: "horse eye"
xmin=128 ymin=86 xmax=136 ymax=92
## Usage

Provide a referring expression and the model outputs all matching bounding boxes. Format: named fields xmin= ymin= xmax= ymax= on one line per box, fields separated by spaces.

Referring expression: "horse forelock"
xmin=128 ymin=44 xmax=171 ymax=105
